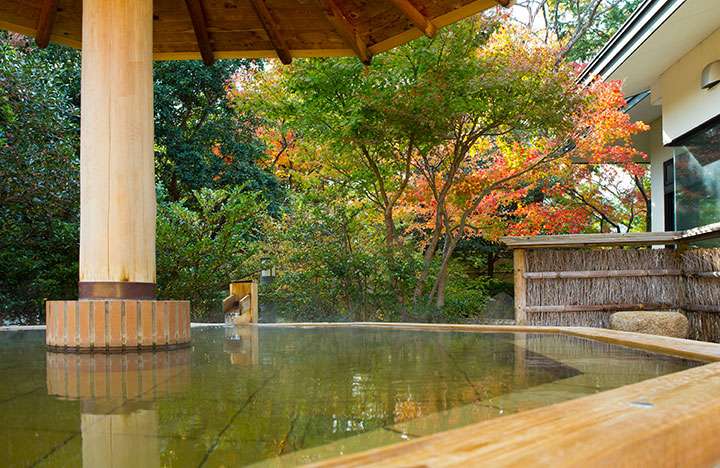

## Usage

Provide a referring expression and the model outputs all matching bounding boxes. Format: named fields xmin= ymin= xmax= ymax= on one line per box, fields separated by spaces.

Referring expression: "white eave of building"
xmin=579 ymin=0 xmax=720 ymax=125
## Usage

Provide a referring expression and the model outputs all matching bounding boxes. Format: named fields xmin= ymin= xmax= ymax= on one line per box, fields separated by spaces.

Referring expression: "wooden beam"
xmin=501 ymin=231 xmax=681 ymax=249
xmin=183 ymin=0 xmax=214 ymax=66
xmin=678 ymin=221 xmax=720 ymax=244
xmin=313 ymin=0 xmax=372 ymax=65
xmin=496 ymin=0 xmax=516 ymax=7
xmin=248 ymin=0 xmax=292 ymax=65
xmin=513 ymin=249 xmax=526 ymax=325
xmin=34 ymin=0 xmax=58 ymax=49
xmin=388 ymin=0 xmax=437 ymax=38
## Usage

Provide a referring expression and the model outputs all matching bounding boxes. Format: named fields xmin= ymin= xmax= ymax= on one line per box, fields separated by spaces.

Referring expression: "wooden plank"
xmin=367 ymin=0 xmax=497 ymax=55
xmin=524 ymin=269 xmax=682 ymax=279
xmin=306 ymin=362 xmax=720 ymax=467
xmin=500 ymin=231 xmax=681 ymax=249
xmin=222 ymin=293 xmax=238 ymax=313
xmin=34 ymin=0 xmax=58 ymax=48
xmin=526 ymin=303 xmax=676 ymax=313
xmin=249 ymin=0 xmax=293 ymax=64
xmin=239 ymin=294 xmax=251 ymax=314
xmin=388 ymin=0 xmax=437 ymax=38
xmin=312 ymin=0 xmax=372 ymax=65
xmin=678 ymin=221 xmax=720 ymax=244
xmin=183 ymin=0 xmax=215 ymax=66
xmin=513 ymin=249 xmax=526 ymax=325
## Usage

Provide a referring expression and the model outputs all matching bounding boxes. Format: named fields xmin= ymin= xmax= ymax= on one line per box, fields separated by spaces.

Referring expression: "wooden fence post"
xmin=514 ymin=249 xmax=527 ymax=325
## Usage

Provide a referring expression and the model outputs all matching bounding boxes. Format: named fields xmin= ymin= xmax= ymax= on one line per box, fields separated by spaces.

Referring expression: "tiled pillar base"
xmin=46 ymin=300 xmax=191 ymax=350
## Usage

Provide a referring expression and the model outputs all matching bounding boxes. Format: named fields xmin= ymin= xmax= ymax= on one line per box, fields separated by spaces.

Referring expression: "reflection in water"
xmin=46 ymin=349 xmax=191 ymax=467
xmin=224 ymin=325 xmax=259 ymax=366
xmin=0 ymin=328 xmax=700 ymax=466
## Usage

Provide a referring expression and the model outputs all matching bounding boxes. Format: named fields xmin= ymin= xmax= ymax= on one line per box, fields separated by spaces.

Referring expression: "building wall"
xmin=649 ymin=118 xmax=673 ymax=233
xmin=661 ymin=26 xmax=720 ymax=143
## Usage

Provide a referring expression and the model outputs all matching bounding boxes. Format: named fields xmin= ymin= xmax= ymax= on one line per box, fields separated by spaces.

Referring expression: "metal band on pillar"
xmin=78 ymin=281 xmax=157 ymax=300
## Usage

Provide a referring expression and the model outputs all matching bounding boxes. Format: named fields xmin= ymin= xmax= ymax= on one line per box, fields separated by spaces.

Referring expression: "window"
xmin=674 ymin=120 xmax=720 ymax=233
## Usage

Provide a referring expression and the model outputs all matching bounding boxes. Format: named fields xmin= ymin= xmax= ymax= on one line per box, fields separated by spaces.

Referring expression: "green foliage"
xmin=156 ymin=185 xmax=269 ymax=320
xmin=0 ymin=34 xmax=80 ymax=324
xmin=542 ymin=0 xmax=644 ymax=61
xmin=262 ymin=190 xmax=423 ymax=322
xmin=154 ymin=60 xmax=282 ymax=207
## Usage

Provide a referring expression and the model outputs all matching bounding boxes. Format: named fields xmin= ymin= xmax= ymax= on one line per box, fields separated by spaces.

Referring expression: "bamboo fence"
xmin=516 ymin=248 xmax=720 ymax=342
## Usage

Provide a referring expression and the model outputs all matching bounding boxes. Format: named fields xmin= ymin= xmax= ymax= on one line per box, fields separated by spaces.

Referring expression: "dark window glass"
xmin=674 ymin=120 xmax=720 ymax=245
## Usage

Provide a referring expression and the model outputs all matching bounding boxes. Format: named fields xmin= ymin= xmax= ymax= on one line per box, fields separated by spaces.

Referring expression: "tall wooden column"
xmin=79 ymin=0 xmax=156 ymax=300
xmin=46 ymin=0 xmax=191 ymax=350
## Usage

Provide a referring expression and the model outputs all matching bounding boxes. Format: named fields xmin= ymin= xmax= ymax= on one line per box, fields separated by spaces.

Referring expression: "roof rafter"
xmin=389 ymin=0 xmax=437 ymax=38
xmin=249 ymin=0 xmax=293 ymax=65
xmin=183 ymin=0 xmax=215 ymax=66
xmin=35 ymin=0 xmax=58 ymax=49
xmin=313 ymin=0 xmax=372 ymax=65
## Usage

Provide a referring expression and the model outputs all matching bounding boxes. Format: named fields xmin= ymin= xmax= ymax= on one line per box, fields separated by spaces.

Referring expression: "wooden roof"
xmin=0 ymin=0 xmax=511 ymax=65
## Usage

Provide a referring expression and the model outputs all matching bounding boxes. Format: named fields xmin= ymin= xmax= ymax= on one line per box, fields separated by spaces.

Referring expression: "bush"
xmin=262 ymin=192 xmax=423 ymax=322
xmin=0 ymin=36 xmax=80 ymax=324
xmin=156 ymin=186 xmax=269 ymax=320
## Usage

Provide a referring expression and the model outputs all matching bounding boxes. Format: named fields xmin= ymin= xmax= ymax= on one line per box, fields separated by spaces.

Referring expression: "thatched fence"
xmin=502 ymin=226 xmax=720 ymax=343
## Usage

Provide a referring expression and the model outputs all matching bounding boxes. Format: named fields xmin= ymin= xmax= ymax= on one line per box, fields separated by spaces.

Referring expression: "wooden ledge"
xmin=258 ymin=322 xmax=720 ymax=361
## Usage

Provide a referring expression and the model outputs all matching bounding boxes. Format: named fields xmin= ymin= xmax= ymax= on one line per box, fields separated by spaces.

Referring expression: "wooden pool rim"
xmin=258 ymin=322 xmax=720 ymax=467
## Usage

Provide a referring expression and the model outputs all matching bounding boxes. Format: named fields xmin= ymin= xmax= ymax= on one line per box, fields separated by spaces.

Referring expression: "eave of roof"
xmin=0 ymin=0 xmax=508 ymax=64
xmin=578 ymin=0 xmax=684 ymax=85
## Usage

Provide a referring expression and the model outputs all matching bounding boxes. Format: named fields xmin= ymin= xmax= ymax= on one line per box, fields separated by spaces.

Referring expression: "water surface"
xmin=0 ymin=326 xmax=703 ymax=467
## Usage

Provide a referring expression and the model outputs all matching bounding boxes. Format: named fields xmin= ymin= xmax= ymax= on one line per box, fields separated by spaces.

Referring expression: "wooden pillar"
xmin=513 ymin=249 xmax=527 ymax=325
xmin=78 ymin=0 xmax=156 ymax=300
xmin=45 ymin=0 xmax=187 ymax=350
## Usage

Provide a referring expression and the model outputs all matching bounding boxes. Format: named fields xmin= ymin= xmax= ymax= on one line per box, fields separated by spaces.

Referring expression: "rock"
xmin=484 ymin=292 xmax=515 ymax=319
xmin=609 ymin=311 xmax=689 ymax=338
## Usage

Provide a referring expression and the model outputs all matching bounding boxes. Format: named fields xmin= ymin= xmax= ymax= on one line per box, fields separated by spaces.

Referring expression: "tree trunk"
xmin=487 ymin=251 xmax=496 ymax=278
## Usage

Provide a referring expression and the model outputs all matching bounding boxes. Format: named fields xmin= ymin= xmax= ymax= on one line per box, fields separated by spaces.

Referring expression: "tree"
xmin=559 ymin=164 xmax=650 ymax=232
xmin=156 ymin=186 xmax=269 ymax=319
xmin=0 ymin=33 xmax=81 ymax=324
xmin=154 ymin=60 xmax=282 ymax=207
xmin=235 ymin=16 xmax=647 ymax=314
xmin=513 ymin=0 xmax=643 ymax=61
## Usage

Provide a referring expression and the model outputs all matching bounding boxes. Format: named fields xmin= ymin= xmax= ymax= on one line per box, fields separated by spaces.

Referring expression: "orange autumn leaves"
xmin=229 ymin=18 xmax=648 ymax=242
